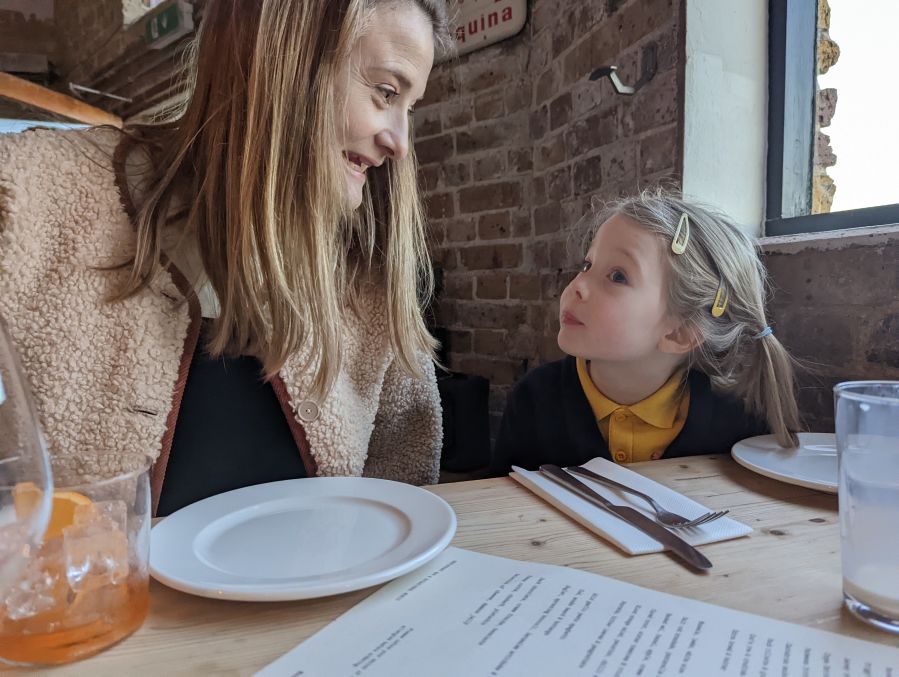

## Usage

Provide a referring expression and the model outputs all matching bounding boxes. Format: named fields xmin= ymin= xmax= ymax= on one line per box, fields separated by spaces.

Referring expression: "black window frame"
xmin=766 ymin=0 xmax=899 ymax=236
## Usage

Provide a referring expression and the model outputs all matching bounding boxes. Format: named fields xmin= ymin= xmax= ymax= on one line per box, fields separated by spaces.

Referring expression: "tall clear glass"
xmin=0 ymin=317 xmax=52 ymax=596
xmin=835 ymin=380 xmax=899 ymax=635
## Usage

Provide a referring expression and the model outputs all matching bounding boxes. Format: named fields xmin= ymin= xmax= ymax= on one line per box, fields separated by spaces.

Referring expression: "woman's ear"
xmin=658 ymin=322 xmax=702 ymax=355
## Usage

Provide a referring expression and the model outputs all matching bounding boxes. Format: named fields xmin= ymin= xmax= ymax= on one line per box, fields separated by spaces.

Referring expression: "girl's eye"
xmin=609 ymin=270 xmax=628 ymax=284
xmin=580 ymin=260 xmax=592 ymax=273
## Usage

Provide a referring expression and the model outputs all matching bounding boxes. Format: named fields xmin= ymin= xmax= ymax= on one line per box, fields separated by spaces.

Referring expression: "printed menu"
xmin=257 ymin=547 xmax=899 ymax=676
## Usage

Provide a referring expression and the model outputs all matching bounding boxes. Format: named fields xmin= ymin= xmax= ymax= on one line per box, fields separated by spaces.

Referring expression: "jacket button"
xmin=297 ymin=400 xmax=320 ymax=422
xmin=614 ymin=413 xmax=627 ymax=422
xmin=614 ymin=451 xmax=627 ymax=462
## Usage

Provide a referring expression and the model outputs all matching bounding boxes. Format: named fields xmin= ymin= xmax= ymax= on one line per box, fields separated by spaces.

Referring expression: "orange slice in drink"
xmin=13 ymin=482 xmax=93 ymax=539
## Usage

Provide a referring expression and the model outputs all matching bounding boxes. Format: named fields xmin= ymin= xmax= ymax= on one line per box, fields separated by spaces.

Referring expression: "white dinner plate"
xmin=731 ymin=432 xmax=837 ymax=493
xmin=150 ymin=477 xmax=457 ymax=601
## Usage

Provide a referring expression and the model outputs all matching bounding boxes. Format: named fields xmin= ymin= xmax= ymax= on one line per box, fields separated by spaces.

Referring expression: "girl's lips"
xmin=560 ymin=311 xmax=583 ymax=326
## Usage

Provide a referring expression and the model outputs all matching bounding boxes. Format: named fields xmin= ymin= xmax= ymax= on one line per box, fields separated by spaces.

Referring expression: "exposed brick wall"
xmin=415 ymin=0 xmax=684 ymax=434
xmin=765 ymin=243 xmax=899 ymax=432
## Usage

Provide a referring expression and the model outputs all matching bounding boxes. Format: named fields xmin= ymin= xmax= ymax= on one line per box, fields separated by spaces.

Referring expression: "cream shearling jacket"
xmin=0 ymin=128 xmax=442 ymax=513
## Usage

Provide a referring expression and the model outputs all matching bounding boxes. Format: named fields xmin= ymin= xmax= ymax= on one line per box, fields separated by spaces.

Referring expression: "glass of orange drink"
xmin=0 ymin=456 xmax=151 ymax=666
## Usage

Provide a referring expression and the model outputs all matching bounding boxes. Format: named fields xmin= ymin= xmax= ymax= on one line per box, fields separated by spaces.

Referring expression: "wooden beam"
xmin=0 ymin=72 xmax=122 ymax=128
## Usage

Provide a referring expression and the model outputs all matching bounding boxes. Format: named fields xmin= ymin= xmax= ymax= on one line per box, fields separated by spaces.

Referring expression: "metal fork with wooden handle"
xmin=566 ymin=465 xmax=729 ymax=529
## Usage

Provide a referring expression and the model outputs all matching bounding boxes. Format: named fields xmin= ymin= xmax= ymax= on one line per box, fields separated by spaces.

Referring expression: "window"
xmin=766 ymin=0 xmax=899 ymax=235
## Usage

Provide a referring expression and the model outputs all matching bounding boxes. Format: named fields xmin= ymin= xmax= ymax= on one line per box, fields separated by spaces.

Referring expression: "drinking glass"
xmin=835 ymin=380 xmax=899 ymax=635
xmin=0 ymin=317 xmax=52 ymax=597
xmin=0 ymin=457 xmax=151 ymax=666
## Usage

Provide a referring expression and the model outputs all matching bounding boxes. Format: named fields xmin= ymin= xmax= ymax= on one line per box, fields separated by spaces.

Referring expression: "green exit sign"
xmin=145 ymin=1 xmax=194 ymax=50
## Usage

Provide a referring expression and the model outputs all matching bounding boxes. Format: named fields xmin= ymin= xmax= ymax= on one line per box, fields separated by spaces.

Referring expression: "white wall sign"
xmin=450 ymin=0 xmax=527 ymax=57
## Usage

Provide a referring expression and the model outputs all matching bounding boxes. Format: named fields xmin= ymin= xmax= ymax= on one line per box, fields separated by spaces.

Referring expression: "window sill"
xmin=759 ymin=223 xmax=899 ymax=254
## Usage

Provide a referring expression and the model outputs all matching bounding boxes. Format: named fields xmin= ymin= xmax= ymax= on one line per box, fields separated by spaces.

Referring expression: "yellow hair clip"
xmin=711 ymin=283 xmax=729 ymax=317
xmin=671 ymin=213 xmax=690 ymax=254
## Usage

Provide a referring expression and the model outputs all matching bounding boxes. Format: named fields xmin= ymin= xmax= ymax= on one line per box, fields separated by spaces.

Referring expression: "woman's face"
xmin=338 ymin=2 xmax=435 ymax=210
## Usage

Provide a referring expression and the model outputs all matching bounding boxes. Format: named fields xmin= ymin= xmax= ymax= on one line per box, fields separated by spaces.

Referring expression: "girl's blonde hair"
xmin=593 ymin=189 xmax=801 ymax=447
xmin=114 ymin=0 xmax=452 ymax=399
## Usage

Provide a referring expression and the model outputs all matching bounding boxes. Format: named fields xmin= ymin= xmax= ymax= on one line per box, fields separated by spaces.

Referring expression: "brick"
xmin=539 ymin=336 xmax=567 ymax=362
xmin=549 ymin=92 xmax=572 ymax=130
xmin=531 ymin=29 xmax=553 ymax=73
xmin=455 ymin=356 xmax=523 ymax=386
xmin=455 ymin=301 xmax=527 ymax=330
xmin=474 ymin=91 xmax=505 ymax=121
xmin=443 ymin=273 xmax=474 ymax=300
xmin=774 ymin=308 xmax=854 ymax=366
xmin=416 ymin=133 xmax=454 ymax=165
xmin=527 ymin=302 xmax=549 ymax=330
xmin=622 ymin=69 xmax=678 ymax=134
xmin=639 ymin=127 xmax=677 ymax=176
xmin=457 ymin=119 xmax=518 ymax=154
xmin=477 ymin=211 xmax=511 ymax=240
xmin=426 ymin=192 xmax=455 ymax=220
xmin=433 ymin=247 xmax=457 ymax=271
xmin=535 ymin=135 xmax=567 ymax=172
xmin=615 ymin=0 xmax=676 ymax=48
xmin=420 ymin=69 xmax=460 ymax=107
xmin=459 ymin=182 xmax=523 ymax=213
xmin=565 ymin=108 xmax=618 ymax=157
xmin=509 ymin=274 xmax=541 ymax=301
xmin=441 ymin=161 xmax=470 ymax=187
xmin=446 ymin=330 xmax=472 ymax=353
xmin=531 ymin=242 xmax=550 ymax=269
xmin=473 ymin=153 xmax=506 ymax=181
xmin=531 ymin=0 xmax=562 ymax=35
xmin=509 ymin=148 xmax=533 ymax=174
xmin=541 ymin=272 xmax=569 ymax=300
xmin=460 ymin=243 xmax=522 ymax=270
xmin=459 ymin=53 xmax=523 ymax=94
xmin=551 ymin=9 xmax=576 ymax=59
xmin=511 ymin=209 xmax=531 ymax=237
xmin=532 ymin=176 xmax=547 ymax=205
xmin=535 ymin=66 xmax=559 ymax=106
xmin=562 ymin=38 xmax=593 ymax=87
xmin=443 ymin=101 xmax=473 ymax=129
xmin=601 ymin=142 xmax=637 ymax=185
xmin=531 ymin=108 xmax=549 ymax=144
xmin=474 ymin=329 xmax=508 ymax=355
xmin=414 ymin=107 xmax=442 ymax=137
xmin=572 ymin=153 xmax=604 ymax=195
xmin=436 ymin=299 xmax=457 ymax=325
xmin=548 ymin=240 xmax=572 ymax=268
xmin=504 ymin=78 xmax=531 ymax=113
xmin=546 ymin=166 xmax=572 ymax=201
xmin=444 ymin=216 xmax=477 ymax=243
xmin=508 ymin=328 xmax=539 ymax=358
xmin=476 ymin=273 xmax=508 ymax=300
xmin=534 ymin=202 xmax=562 ymax=235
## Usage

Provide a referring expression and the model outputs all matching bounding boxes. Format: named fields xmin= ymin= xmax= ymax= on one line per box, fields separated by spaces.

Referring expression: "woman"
xmin=0 ymin=0 xmax=454 ymax=515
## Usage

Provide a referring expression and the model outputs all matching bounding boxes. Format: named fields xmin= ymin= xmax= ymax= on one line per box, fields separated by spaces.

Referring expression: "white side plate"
xmin=150 ymin=477 xmax=456 ymax=601
xmin=731 ymin=432 xmax=837 ymax=493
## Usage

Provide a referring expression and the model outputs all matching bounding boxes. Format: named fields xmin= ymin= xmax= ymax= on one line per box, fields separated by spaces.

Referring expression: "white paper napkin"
xmin=510 ymin=457 xmax=752 ymax=555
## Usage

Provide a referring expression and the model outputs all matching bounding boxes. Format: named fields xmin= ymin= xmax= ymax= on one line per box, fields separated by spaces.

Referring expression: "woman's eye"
xmin=376 ymin=85 xmax=398 ymax=104
xmin=609 ymin=270 xmax=628 ymax=284
xmin=580 ymin=260 xmax=592 ymax=273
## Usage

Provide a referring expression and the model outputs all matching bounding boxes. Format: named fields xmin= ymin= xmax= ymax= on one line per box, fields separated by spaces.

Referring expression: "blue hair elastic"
xmin=753 ymin=326 xmax=773 ymax=340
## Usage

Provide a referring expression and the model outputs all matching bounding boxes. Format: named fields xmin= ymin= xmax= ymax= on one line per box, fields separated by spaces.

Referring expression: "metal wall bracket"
xmin=588 ymin=43 xmax=658 ymax=96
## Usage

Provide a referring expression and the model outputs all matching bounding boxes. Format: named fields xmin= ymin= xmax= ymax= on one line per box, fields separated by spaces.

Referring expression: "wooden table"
xmin=41 ymin=456 xmax=899 ymax=675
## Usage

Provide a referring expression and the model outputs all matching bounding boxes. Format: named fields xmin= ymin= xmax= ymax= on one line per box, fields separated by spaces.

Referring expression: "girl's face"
xmin=558 ymin=214 xmax=679 ymax=365
xmin=337 ymin=2 xmax=435 ymax=210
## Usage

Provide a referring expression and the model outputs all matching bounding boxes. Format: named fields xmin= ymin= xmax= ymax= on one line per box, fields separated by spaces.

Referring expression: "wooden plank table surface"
xmin=35 ymin=455 xmax=899 ymax=675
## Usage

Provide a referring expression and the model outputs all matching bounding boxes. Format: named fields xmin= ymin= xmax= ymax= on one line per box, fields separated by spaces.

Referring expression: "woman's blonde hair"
xmin=592 ymin=189 xmax=801 ymax=447
xmin=114 ymin=0 xmax=452 ymax=398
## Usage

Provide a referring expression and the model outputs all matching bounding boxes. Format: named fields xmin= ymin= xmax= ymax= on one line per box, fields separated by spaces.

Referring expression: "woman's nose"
xmin=377 ymin=114 xmax=410 ymax=160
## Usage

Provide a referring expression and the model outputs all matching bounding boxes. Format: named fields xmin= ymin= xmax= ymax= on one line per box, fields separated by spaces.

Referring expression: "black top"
xmin=156 ymin=320 xmax=307 ymax=517
xmin=490 ymin=356 xmax=768 ymax=476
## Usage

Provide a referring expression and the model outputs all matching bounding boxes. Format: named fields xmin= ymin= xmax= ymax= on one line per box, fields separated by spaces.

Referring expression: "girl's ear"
xmin=658 ymin=322 xmax=702 ymax=355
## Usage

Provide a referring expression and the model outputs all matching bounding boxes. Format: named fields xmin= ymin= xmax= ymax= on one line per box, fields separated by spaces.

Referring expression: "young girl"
xmin=492 ymin=190 xmax=800 ymax=474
